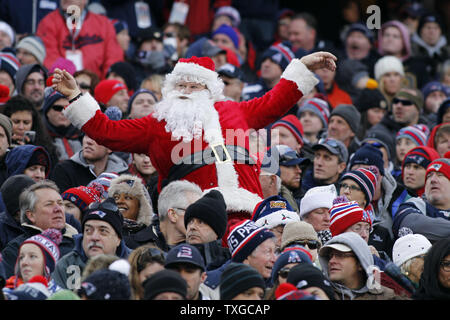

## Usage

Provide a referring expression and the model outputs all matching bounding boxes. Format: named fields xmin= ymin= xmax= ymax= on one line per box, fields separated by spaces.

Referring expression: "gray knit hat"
xmin=329 ymin=104 xmax=361 ymax=134
xmin=0 ymin=113 xmax=12 ymax=145
xmin=15 ymin=36 xmax=46 ymax=65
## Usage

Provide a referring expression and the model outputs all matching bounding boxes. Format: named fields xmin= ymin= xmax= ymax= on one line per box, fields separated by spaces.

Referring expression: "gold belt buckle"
xmin=210 ymin=143 xmax=232 ymax=163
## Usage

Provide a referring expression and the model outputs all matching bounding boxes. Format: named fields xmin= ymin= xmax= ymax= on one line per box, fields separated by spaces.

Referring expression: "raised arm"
xmin=240 ymin=51 xmax=337 ymax=130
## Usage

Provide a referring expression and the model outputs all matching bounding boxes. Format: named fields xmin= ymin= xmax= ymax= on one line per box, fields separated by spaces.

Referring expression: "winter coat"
xmin=50 ymin=149 xmax=129 ymax=193
xmin=51 ymin=233 xmax=131 ymax=290
xmin=393 ymin=197 xmax=450 ymax=242
xmin=192 ymin=240 xmax=231 ymax=271
xmin=36 ymin=8 xmax=123 ymax=79
xmin=1 ymin=223 xmax=78 ymax=278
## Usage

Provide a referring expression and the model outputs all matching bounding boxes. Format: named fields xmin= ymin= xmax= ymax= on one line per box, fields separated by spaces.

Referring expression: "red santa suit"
xmin=63 ymin=56 xmax=318 ymax=237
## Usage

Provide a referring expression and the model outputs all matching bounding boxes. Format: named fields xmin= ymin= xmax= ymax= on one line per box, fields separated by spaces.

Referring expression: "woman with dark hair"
xmin=413 ymin=238 xmax=450 ymax=300
xmin=2 ymin=95 xmax=58 ymax=170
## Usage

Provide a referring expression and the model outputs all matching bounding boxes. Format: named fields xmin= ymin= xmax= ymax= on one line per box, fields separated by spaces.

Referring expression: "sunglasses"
xmin=79 ymin=83 xmax=91 ymax=90
xmin=51 ymin=105 xmax=65 ymax=112
xmin=294 ymin=240 xmax=320 ymax=250
xmin=393 ymin=98 xmax=413 ymax=106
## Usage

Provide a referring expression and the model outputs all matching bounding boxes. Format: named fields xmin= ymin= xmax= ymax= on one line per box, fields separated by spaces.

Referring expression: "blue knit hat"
xmin=251 ymin=195 xmax=299 ymax=229
xmin=260 ymin=42 xmax=294 ymax=71
xmin=422 ymin=81 xmax=448 ymax=101
xmin=227 ymin=220 xmax=275 ymax=262
xmin=270 ymin=248 xmax=312 ymax=284
xmin=349 ymin=143 xmax=385 ymax=175
xmin=43 ymin=87 xmax=66 ymax=115
xmin=212 ymin=24 xmax=239 ymax=49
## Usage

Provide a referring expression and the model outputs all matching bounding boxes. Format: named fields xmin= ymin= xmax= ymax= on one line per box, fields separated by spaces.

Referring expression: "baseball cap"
xmin=202 ymin=39 xmax=227 ymax=57
xmin=277 ymin=145 xmax=310 ymax=167
xmin=319 ymin=243 xmax=352 ymax=257
xmin=312 ymin=138 xmax=348 ymax=163
xmin=217 ymin=63 xmax=244 ymax=80
xmin=164 ymin=244 xmax=206 ymax=271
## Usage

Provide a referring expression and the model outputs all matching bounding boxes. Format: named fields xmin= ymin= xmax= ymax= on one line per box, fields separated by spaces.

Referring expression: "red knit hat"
xmin=61 ymin=186 xmax=102 ymax=213
xmin=94 ymin=79 xmax=128 ymax=105
xmin=271 ymin=114 xmax=304 ymax=147
xmin=329 ymin=198 xmax=372 ymax=237
xmin=426 ymin=158 xmax=450 ymax=182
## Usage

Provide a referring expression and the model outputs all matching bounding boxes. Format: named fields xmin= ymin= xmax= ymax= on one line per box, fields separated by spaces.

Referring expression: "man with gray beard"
xmin=52 ymin=197 xmax=131 ymax=290
xmin=52 ymin=52 xmax=337 ymax=243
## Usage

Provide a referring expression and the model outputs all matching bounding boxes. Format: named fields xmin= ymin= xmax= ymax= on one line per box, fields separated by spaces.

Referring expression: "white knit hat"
xmin=299 ymin=184 xmax=337 ymax=218
xmin=0 ymin=21 xmax=15 ymax=45
xmin=374 ymin=55 xmax=405 ymax=81
xmin=392 ymin=233 xmax=432 ymax=267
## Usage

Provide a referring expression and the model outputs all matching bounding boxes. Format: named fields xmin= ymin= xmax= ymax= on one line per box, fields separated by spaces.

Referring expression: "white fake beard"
xmin=152 ymin=89 xmax=215 ymax=143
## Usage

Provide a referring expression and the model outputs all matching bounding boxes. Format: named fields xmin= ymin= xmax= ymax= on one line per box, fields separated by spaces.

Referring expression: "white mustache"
xmin=88 ymin=241 xmax=103 ymax=250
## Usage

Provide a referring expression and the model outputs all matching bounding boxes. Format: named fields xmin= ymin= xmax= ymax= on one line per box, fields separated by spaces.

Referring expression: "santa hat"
xmin=162 ymin=56 xmax=225 ymax=101
xmin=271 ymin=115 xmax=304 ymax=148
xmin=396 ymin=124 xmax=429 ymax=146
xmin=61 ymin=186 xmax=102 ymax=214
xmin=227 ymin=219 xmax=275 ymax=262
xmin=426 ymin=158 xmax=450 ymax=182
xmin=16 ymin=229 xmax=62 ymax=281
xmin=339 ymin=167 xmax=379 ymax=208
xmin=251 ymin=195 xmax=300 ymax=230
xmin=94 ymin=79 xmax=128 ymax=105
xmin=329 ymin=198 xmax=372 ymax=237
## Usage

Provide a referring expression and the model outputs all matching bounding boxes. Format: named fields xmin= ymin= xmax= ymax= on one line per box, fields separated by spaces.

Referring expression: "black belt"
xmin=162 ymin=144 xmax=256 ymax=188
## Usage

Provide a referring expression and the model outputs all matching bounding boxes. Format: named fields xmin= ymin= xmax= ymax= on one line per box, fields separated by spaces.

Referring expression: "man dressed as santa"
xmin=52 ymin=51 xmax=336 ymax=242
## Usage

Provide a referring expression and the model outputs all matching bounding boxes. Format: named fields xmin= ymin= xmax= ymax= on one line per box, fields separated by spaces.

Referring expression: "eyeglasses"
xmin=393 ymin=98 xmax=413 ymax=106
xmin=173 ymin=207 xmax=186 ymax=212
xmin=348 ymin=223 xmax=371 ymax=235
xmin=293 ymin=240 xmax=320 ymax=250
xmin=278 ymin=267 xmax=291 ymax=278
xmin=328 ymin=251 xmax=356 ymax=260
xmin=339 ymin=183 xmax=362 ymax=192
xmin=51 ymin=105 xmax=65 ymax=112
xmin=441 ymin=260 xmax=450 ymax=272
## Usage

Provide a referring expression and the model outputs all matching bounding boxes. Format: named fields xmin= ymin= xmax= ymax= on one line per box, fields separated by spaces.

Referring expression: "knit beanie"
xmin=16 ymin=229 xmax=62 ymax=279
xmin=260 ymin=42 xmax=295 ymax=71
xmin=422 ymin=81 xmax=448 ymax=101
xmin=127 ymin=88 xmax=158 ymax=114
xmin=396 ymin=124 xmax=429 ymax=146
xmin=0 ymin=113 xmax=13 ymax=145
xmin=94 ymin=79 xmax=128 ymax=105
xmin=82 ymin=197 xmax=124 ymax=238
xmin=354 ymin=88 xmax=388 ymax=113
xmin=286 ymin=263 xmax=335 ymax=300
xmin=425 ymin=158 xmax=450 ymax=182
xmin=251 ymin=195 xmax=299 ymax=229
xmin=220 ymin=262 xmax=265 ymax=300
xmin=78 ymin=269 xmax=131 ymax=300
xmin=88 ymin=172 xmax=120 ymax=197
xmin=418 ymin=13 xmax=445 ymax=36
xmin=43 ymin=87 xmax=66 ymax=115
xmin=299 ymin=184 xmax=337 ymax=218
xmin=212 ymin=24 xmax=239 ymax=49
xmin=0 ymin=174 xmax=35 ymax=217
xmin=227 ymin=219 xmax=275 ymax=262
xmin=106 ymin=61 xmax=138 ymax=93
xmin=402 ymin=146 xmax=440 ymax=172
xmin=16 ymin=35 xmax=46 ymax=65
xmin=339 ymin=167 xmax=379 ymax=207
xmin=374 ymin=55 xmax=404 ymax=81
xmin=280 ymin=221 xmax=320 ymax=252
xmin=329 ymin=198 xmax=372 ymax=237
xmin=271 ymin=114 xmax=304 ymax=148
xmin=61 ymin=186 xmax=102 ymax=214
xmin=108 ymin=173 xmax=154 ymax=226
xmin=394 ymin=88 xmax=424 ymax=112
xmin=215 ymin=6 xmax=241 ymax=27
xmin=271 ymin=248 xmax=312 ymax=284
xmin=0 ymin=52 xmax=20 ymax=82
xmin=297 ymin=97 xmax=330 ymax=128
xmin=184 ymin=190 xmax=227 ymax=239
xmin=0 ymin=21 xmax=15 ymax=45
xmin=143 ymin=269 xmax=187 ymax=300
xmin=26 ymin=147 xmax=50 ymax=175
xmin=349 ymin=143 xmax=385 ymax=176
xmin=330 ymin=104 xmax=361 ymax=134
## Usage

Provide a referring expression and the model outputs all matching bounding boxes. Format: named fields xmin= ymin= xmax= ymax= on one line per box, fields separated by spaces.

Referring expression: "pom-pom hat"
xmin=329 ymin=198 xmax=372 ymax=236
xmin=61 ymin=186 xmax=102 ymax=214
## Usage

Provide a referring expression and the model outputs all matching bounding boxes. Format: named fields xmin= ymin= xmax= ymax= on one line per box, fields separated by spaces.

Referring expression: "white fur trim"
xmin=254 ymin=210 xmax=300 ymax=229
xmin=281 ymin=59 xmax=319 ymax=96
xmin=172 ymin=62 xmax=218 ymax=84
xmin=63 ymin=92 xmax=100 ymax=129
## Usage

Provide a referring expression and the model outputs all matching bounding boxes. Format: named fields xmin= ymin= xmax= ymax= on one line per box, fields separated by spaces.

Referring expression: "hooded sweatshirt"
xmin=319 ymin=232 xmax=397 ymax=300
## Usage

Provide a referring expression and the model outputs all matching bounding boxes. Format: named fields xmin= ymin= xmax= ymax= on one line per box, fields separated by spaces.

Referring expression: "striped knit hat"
xmin=396 ymin=124 xmax=429 ymax=146
xmin=227 ymin=219 xmax=275 ymax=263
xmin=271 ymin=115 xmax=304 ymax=148
xmin=0 ymin=52 xmax=20 ymax=82
xmin=329 ymin=198 xmax=372 ymax=237
xmin=61 ymin=186 xmax=102 ymax=214
xmin=425 ymin=158 xmax=450 ymax=182
xmin=297 ymin=97 xmax=330 ymax=128
xmin=260 ymin=42 xmax=295 ymax=71
xmin=251 ymin=195 xmax=299 ymax=230
xmin=339 ymin=167 xmax=378 ymax=208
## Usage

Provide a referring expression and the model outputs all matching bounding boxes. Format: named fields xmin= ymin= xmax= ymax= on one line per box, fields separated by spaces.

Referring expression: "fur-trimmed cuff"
xmin=281 ymin=59 xmax=319 ymax=96
xmin=63 ymin=92 xmax=100 ymax=129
